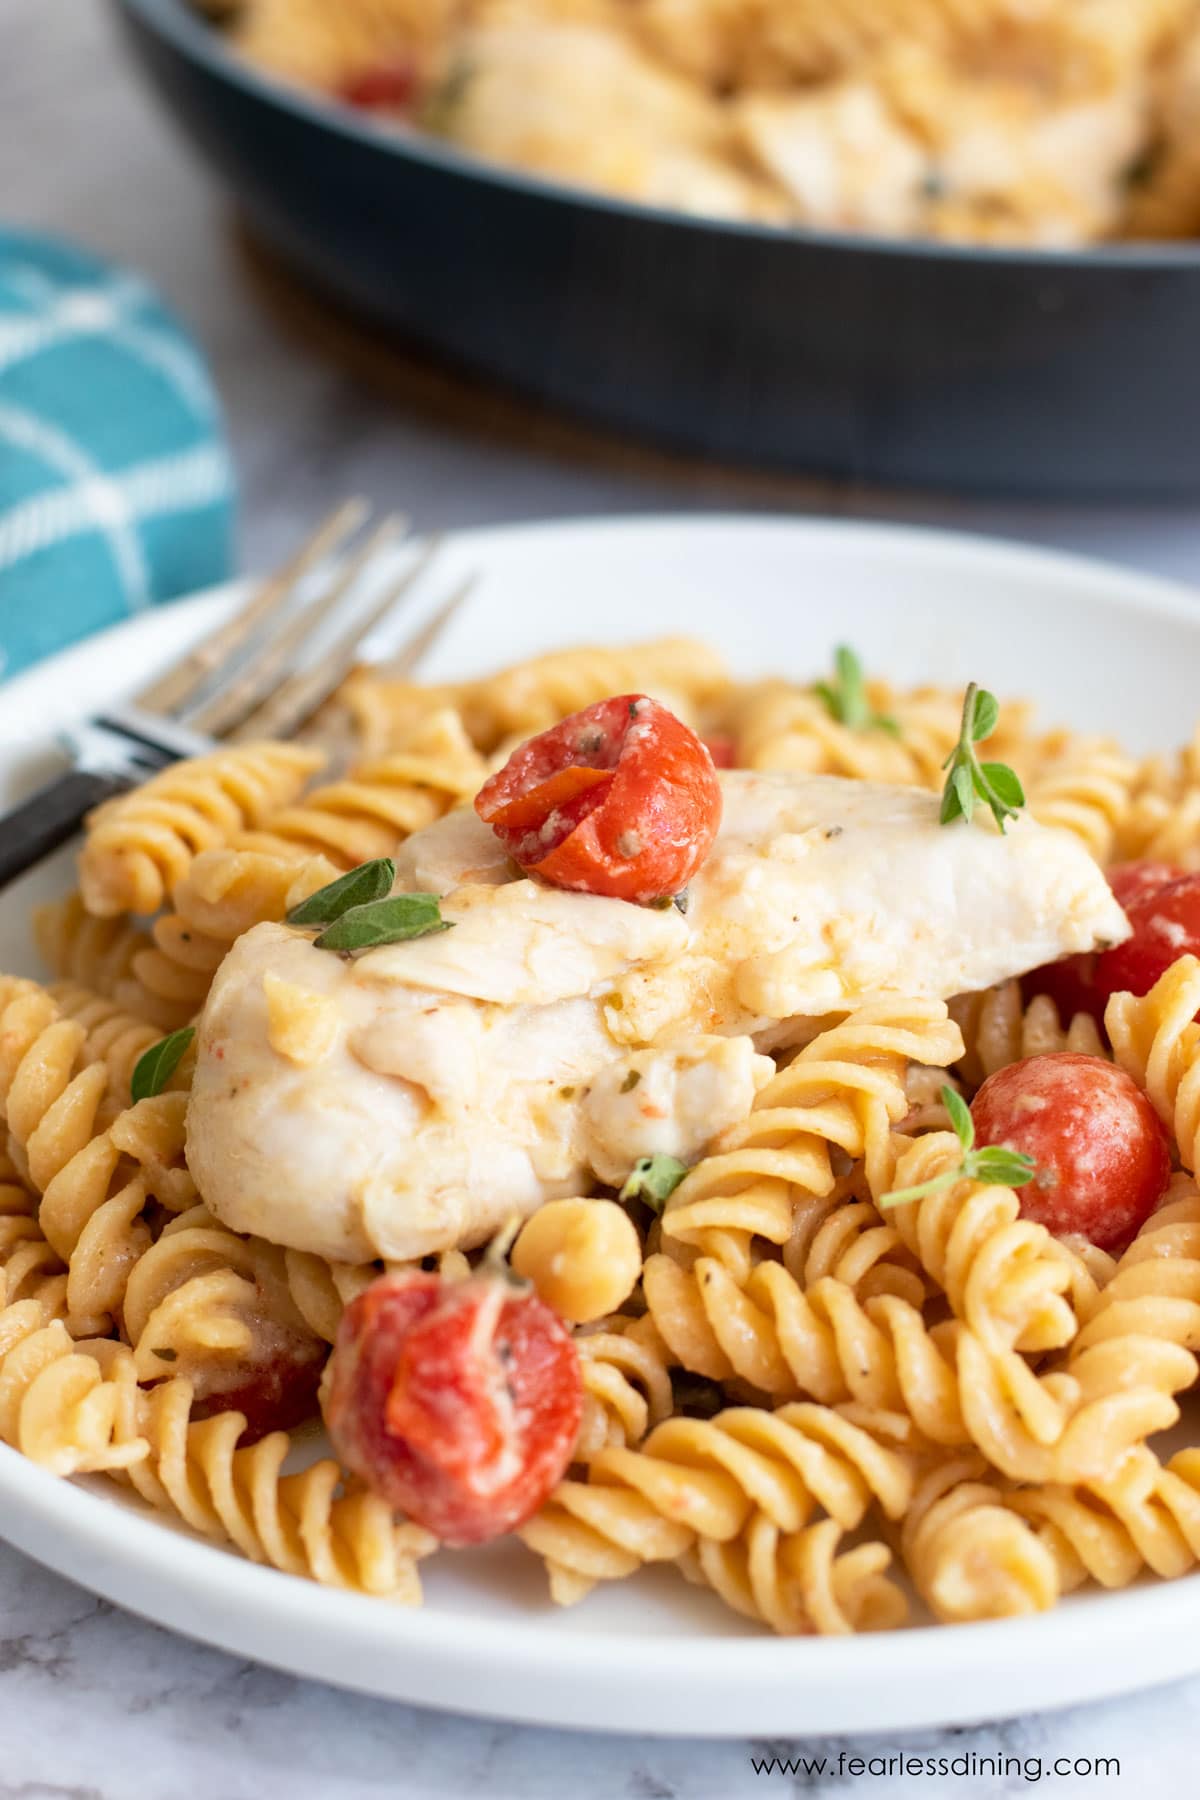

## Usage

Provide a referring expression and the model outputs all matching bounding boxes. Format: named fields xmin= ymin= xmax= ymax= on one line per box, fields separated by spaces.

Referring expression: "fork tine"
xmin=134 ymin=498 xmax=368 ymax=717
xmin=186 ymin=514 xmax=409 ymax=739
xmin=372 ymin=575 xmax=474 ymax=681
xmin=229 ymin=565 xmax=472 ymax=745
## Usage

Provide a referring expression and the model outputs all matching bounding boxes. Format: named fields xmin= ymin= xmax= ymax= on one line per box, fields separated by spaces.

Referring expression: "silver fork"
xmin=0 ymin=501 xmax=472 ymax=891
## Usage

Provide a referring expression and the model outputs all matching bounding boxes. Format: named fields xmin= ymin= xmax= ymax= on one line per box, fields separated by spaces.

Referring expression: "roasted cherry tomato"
xmin=338 ymin=58 xmax=418 ymax=110
xmin=475 ymin=694 xmax=723 ymax=903
xmin=1092 ymin=870 xmax=1200 ymax=1010
xmin=971 ymin=1052 xmax=1171 ymax=1253
xmin=703 ymin=734 xmax=737 ymax=770
xmin=1107 ymin=862 xmax=1189 ymax=911
xmin=189 ymin=1327 xmax=328 ymax=1446
xmin=326 ymin=1268 xmax=582 ymax=1545
xmin=1027 ymin=861 xmax=1186 ymax=1026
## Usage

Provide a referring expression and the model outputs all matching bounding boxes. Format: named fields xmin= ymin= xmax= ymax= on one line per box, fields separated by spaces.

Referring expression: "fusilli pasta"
xmin=79 ymin=742 xmax=325 ymax=917
xmin=949 ymin=981 xmax=1105 ymax=1090
xmin=109 ymin=1372 xmax=436 ymax=1597
xmin=21 ymin=623 xmax=1200 ymax=1646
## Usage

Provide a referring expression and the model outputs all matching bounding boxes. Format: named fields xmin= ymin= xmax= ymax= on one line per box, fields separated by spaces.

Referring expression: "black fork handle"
xmin=0 ymin=767 xmax=135 ymax=892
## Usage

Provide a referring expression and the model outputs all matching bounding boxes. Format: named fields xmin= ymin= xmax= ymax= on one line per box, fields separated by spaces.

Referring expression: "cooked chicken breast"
xmin=187 ymin=771 xmax=1128 ymax=1262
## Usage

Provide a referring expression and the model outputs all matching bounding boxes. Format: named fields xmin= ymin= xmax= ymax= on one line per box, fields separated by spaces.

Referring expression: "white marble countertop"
xmin=4 ymin=3 xmax=1200 ymax=1793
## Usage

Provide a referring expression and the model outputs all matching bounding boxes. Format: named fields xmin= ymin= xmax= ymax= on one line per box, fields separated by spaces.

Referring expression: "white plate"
xmin=3 ymin=514 xmax=1200 ymax=1737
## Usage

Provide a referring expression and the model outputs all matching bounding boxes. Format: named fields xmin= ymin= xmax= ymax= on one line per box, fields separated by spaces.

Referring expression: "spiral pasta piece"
xmin=229 ymin=711 xmax=485 ymax=868
xmin=1119 ymin=781 xmax=1200 ymax=870
xmin=0 ymin=982 xmax=114 ymax=1194
xmin=683 ymin=1513 xmax=907 ymax=1635
xmin=119 ymin=1206 xmax=327 ymax=1418
xmin=107 ymin=1373 xmax=436 ymax=1597
xmin=1024 ymin=737 xmax=1138 ymax=863
xmin=79 ymin=742 xmax=326 ymax=917
xmin=899 ymin=1156 xmax=1200 ymax=1577
xmin=648 ymin=1250 xmax=1079 ymax=1464
xmin=1106 ymin=954 xmax=1200 ymax=1172
xmin=1070 ymin=1174 xmax=1200 ymax=1362
xmin=33 ymin=896 xmax=187 ymax=1034
xmin=0 ymin=984 xmax=196 ymax=1336
xmin=643 ymin=998 xmax=963 ymax=1381
xmin=574 ymin=1315 xmax=675 ymax=1460
xmin=0 ymin=1325 xmax=148 ymax=1476
xmin=520 ymin=1400 xmax=915 ymax=1605
xmin=0 ymin=1149 xmax=64 ymax=1313
xmin=1008 ymin=1444 xmax=1200 ymax=1596
xmin=129 ymin=847 xmax=343 ymax=1018
xmin=660 ymin=997 xmax=963 ymax=1277
xmin=651 ymin=1230 xmax=1180 ymax=1489
xmin=343 ymin=639 xmax=730 ymax=756
xmin=724 ymin=678 xmax=1035 ymax=788
xmin=949 ymin=981 xmax=1105 ymax=1090
xmin=46 ymin=982 xmax=178 ymax=1101
xmin=872 ymin=1130 xmax=1106 ymax=1353
xmin=727 ymin=681 xmax=941 ymax=785
xmin=75 ymin=713 xmax=474 ymax=1023
xmin=900 ymin=1455 xmax=1062 ymax=1622
xmin=0 ymin=1176 xmax=140 ymax=1475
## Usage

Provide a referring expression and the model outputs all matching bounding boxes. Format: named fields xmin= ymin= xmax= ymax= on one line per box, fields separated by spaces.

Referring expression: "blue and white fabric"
xmin=0 ymin=230 xmax=235 ymax=681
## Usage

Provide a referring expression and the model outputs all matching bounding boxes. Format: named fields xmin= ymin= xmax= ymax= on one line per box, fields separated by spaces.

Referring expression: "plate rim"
xmin=6 ymin=508 xmax=1200 ymax=1733
xmin=5 ymin=509 xmax=1200 ymax=723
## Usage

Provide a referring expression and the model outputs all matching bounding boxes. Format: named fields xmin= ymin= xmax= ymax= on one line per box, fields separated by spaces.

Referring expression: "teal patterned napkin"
xmin=0 ymin=229 xmax=235 ymax=681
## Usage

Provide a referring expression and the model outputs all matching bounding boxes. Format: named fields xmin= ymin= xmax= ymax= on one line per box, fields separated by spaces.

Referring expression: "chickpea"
xmin=511 ymin=1199 xmax=641 ymax=1324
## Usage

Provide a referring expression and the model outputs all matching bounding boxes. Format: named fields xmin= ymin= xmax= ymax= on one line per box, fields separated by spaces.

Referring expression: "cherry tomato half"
xmin=1027 ymin=861 xmax=1186 ymax=1027
xmin=703 ymin=734 xmax=738 ymax=770
xmin=971 ymin=1052 xmax=1171 ymax=1254
xmin=475 ymin=694 xmax=723 ymax=903
xmin=326 ymin=1268 xmax=582 ymax=1545
xmin=184 ymin=1310 xmax=328 ymax=1446
xmin=1093 ymin=871 xmax=1200 ymax=1008
xmin=338 ymin=59 xmax=418 ymax=110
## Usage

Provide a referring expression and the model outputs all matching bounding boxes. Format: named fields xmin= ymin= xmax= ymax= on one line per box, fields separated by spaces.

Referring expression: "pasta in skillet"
xmin=199 ymin=0 xmax=1200 ymax=247
xmin=11 ymin=631 xmax=1200 ymax=1641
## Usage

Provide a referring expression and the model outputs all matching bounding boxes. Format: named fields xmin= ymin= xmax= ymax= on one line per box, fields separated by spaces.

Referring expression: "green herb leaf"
xmin=940 ymin=779 xmax=964 ymax=826
xmin=979 ymin=762 xmax=1026 ymax=810
xmin=619 ymin=1153 xmax=688 ymax=1214
xmin=815 ymin=645 xmax=898 ymax=736
xmin=131 ymin=1028 xmax=195 ymax=1105
xmin=971 ymin=1146 xmax=1038 ymax=1188
xmin=287 ymin=858 xmax=396 ymax=927
xmin=314 ymin=893 xmax=452 ymax=953
xmin=953 ymin=763 xmax=975 ymax=824
xmin=941 ymin=1084 xmax=974 ymax=1151
xmin=940 ymin=682 xmax=1025 ymax=835
xmin=879 ymin=1086 xmax=1038 ymax=1208
xmin=878 ymin=1169 xmax=961 ymax=1209
xmin=971 ymin=689 xmax=1000 ymax=743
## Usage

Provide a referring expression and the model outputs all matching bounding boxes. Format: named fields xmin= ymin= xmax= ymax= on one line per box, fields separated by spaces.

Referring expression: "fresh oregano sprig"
xmin=879 ymin=1085 xmax=1036 ymax=1209
xmin=287 ymin=858 xmax=396 ymax=927
xmin=814 ymin=646 xmax=898 ymax=735
xmin=131 ymin=1027 xmax=195 ymax=1104
xmin=619 ymin=1153 xmax=688 ymax=1214
xmin=940 ymin=683 xmax=1025 ymax=833
xmin=314 ymin=892 xmax=452 ymax=953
